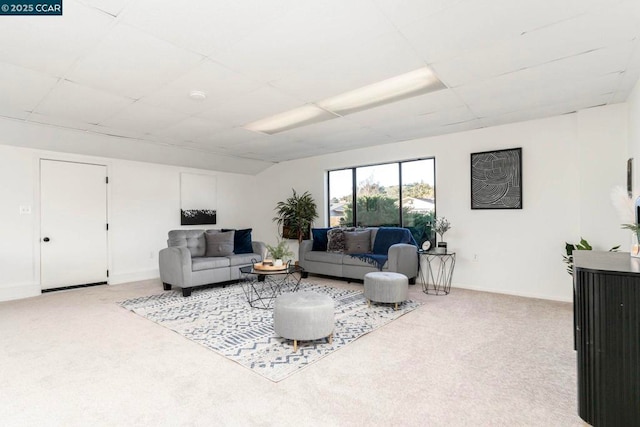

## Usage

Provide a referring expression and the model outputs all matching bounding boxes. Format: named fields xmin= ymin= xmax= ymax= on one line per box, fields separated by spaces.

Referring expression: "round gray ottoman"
xmin=364 ymin=272 xmax=408 ymax=310
xmin=273 ymin=291 xmax=334 ymax=352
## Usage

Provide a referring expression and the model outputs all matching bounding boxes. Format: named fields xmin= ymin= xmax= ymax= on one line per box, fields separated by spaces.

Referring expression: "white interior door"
xmin=40 ymin=160 xmax=108 ymax=290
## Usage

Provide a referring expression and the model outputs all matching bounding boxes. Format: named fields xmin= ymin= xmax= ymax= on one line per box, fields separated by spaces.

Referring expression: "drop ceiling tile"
xmin=479 ymin=105 xmax=578 ymax=129
xmin=212 ymin=0 xmax=396 ymax=82
xmin=480 ymin=93 xmax=615 ymax=128
xmin=345 ymin=89 xmax=463 ymax=127
xmin=399 ymin=1 xmax=522 ymax=64
xmin=196 ymin=86 xmax=305 ymax=126
xmin=398 ymin=0 xmax=624 ymax=65
xmin=245 ymin=141 xmax=326 ymax=162
xmin=366 ymin=105 xmax=477 ymax=138
xmin=76 ymin=0 xmax=130 ymax=16
xmin=279 ymin=116 xmax=366 ymax=140
xmin=138 ymin=59 xmax=263 ymax=115
xmin=193 ymin=127 xmax=267 ymax=147
xmin=432 ymin=2 xmax=640 ymax=87
xmin=613 ymin=68 xmax=640 ymax=102
xmin=269 ymin=31 xmax=426 ymax=102
xmin=299 ymin=127 xmax=393 ymax=149
xmin=120 ymin=0 xmax=296 ymax=55
xmin=149 ymin=117 xmax=228 ymax=141
xmin=34 ymin=79 xmax=134 ymax=125
xmin=456 ymin=45 xmax=631 ymax=116
xmin=27 ymin=112 xmax=93 ymax=131
xmin=87 ymin=124 xmax=147 ymax=139
xmin=373 ymin=0 xmax=463 ymax=29
xmin=0 ymin=1 xmax=115 ymax=77
xmin=410 ymin=118 xmax=484 ymax=140
xmin=67 ymin=23 xmax=203 ymax=99
xmin=100 ymin=101 xmax=189 ymax=133
xmin=0 ymin=62 xmax=59 ymax=119
xmin=466 ymin=72 xmax=620 ymax=118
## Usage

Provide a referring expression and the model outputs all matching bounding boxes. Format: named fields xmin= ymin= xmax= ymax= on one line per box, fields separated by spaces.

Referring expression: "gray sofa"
xmin=159 ymin=229 xmax=266 ymax=297
xmin=298 ymin=227 xmax=419 ymax=283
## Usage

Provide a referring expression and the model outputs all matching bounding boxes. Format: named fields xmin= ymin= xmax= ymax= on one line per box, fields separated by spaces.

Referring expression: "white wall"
xmin=0 ymin=143 xmax=258 ymax=302
xmin=253 ymin=104 xmax=629 ymax=301
xmin=0 ymin=103 xmax=632 ymax=302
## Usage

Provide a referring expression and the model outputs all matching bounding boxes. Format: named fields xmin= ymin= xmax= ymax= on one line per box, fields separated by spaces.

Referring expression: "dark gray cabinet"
xmin=573 ymin=251 xmax=640 ymax=426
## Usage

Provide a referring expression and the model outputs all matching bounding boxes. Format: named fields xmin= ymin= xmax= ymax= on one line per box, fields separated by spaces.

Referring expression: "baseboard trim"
xmin=451 ymin=283 xmax=572 ymax=303
xmin=0 ymin=282 xmax=41 ymax=302
xmin=109 ymin=269 xmax=159 ymax=285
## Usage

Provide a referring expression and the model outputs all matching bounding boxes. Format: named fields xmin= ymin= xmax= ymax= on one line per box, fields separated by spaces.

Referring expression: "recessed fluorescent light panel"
xmin=244 ymin=66 xmax=445 ymax=135
xmin=318 ymin=67 xmax=446 ymax=115
xmin=245 ymin=104 xmax=338 ymax=135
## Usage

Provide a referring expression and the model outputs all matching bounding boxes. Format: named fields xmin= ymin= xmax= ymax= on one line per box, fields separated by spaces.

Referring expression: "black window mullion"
xmin=398 ymin=162 xmax=403 ymax=227
xmin=351 ymin=168 xmax=357 ymax=227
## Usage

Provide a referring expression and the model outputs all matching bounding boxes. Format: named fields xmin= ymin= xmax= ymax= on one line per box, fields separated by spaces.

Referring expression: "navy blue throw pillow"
xmin=311 ymin=228 xmax=330 ymax=251
xmin=222 ymin=228 xmax=253 ymax=254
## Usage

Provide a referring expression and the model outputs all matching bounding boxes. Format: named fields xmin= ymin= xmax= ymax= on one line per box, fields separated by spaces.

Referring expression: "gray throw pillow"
xmin=344 ymin=229 xmax=372 ymax=254
xmin=205 ymin=230 xmax=234 ymax=257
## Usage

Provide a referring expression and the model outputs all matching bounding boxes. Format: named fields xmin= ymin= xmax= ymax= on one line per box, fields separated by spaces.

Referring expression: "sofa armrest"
xmin=159 ymin=247 xmax=192 ymax=287
xmin=298 ymin=240 xmax=313 ymax=263
xmin=387 ymin=243 xmax=419 ymax=279
xmin=252 ymin=241 xmax=267 ymax=260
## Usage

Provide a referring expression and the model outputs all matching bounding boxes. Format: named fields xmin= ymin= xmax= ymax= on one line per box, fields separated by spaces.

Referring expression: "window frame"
xmin=327 ymin=157 xmax=436 ymax=229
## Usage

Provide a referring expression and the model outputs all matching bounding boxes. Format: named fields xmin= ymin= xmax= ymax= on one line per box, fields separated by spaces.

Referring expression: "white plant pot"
xmin=273 ymin=259 xmax=284 ymax=267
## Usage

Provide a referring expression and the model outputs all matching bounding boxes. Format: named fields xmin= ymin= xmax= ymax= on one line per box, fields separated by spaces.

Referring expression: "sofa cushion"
xmin=327 ymin=228 xmax=353 ymax=252
xmin=221 ymin=228 xmax=253 ymax=254
xmin=344 ymin=229 xmax=372 ymax=254
xmin=305 ymin=251 xmax=345 ymax=264
xmin=168 ymin=229 xmax=206 ymax=257
xmin=228 ymin=253 xmax=260 ymax=266
xmin=205 ymin=230 xmax=235 ymax=256
xmin=311 ymin=228 xmax=330 ymax=251
xmin=192 ymin=257 xmax=230 ymax=271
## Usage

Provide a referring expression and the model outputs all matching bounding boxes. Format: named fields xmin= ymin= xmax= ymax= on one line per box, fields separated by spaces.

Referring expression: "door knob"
xmin=43 ymin=237 xmax=50 ymax=242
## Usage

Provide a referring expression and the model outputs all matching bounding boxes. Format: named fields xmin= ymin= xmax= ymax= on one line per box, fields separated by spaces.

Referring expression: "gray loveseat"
xmin=299 ymin=227 xmax=419 ymax=283
xmin=159 ymin=229 xmax=266 ymax=297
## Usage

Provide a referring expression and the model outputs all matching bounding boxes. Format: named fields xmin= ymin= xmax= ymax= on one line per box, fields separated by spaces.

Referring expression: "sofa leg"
xmin=163 ymin=282 xmax=172 ymax=291
xmin=182 ymin=287 xmax=192 ymax=297
xmin=301 ymin=272 xmax=309 ymax=279
xmin=409 ymin=277 xmax=416 ymax=285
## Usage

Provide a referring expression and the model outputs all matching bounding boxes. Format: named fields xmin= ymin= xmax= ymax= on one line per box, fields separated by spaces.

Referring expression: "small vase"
xmin=273 ymin=259 xmax=283 ymax=267
xmin=631 ymin=233 xmax=640 ymax=258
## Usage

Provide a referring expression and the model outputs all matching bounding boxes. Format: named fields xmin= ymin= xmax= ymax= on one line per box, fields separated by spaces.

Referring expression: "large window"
xmin=328 ymin=158 xmax=435 ymax=244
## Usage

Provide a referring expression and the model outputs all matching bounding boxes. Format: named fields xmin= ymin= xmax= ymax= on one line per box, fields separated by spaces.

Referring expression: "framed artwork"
xmin=628 ymin=158 xmax=633 ymax=198
xmin=471 ymin=147 xmax=522 ymax=210
xmin=180 ymin=173 xmax=217 ymax=225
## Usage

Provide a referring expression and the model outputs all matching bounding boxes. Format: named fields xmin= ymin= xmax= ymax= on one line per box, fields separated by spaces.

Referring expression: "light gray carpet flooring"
xmin=0 ymin=276 xmax=584 ymax=426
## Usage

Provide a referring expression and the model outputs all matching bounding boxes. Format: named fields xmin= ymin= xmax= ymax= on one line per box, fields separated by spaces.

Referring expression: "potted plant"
xmin=562 ymin=238 xmax=620 ymax=275
xmin=434 ymin=216 xmax=451 ymax=253
xmin=265 ymin=240 xmax=294 ymax=267
xmin=273 ymin=189 xmax=319 ymax=243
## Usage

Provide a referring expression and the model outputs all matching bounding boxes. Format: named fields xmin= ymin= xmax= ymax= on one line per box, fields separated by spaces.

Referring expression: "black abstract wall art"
xmin=471 ymin=147 xmax=522 ymax=209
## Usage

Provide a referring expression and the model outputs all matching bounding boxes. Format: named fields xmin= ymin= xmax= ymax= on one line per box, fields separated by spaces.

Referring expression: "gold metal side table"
xmin=419 ymin=251 xmax=456 ymax=295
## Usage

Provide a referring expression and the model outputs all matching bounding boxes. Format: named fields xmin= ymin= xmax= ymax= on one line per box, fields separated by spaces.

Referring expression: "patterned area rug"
xmin=119 ymin=283 xmax=421 ymax=382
